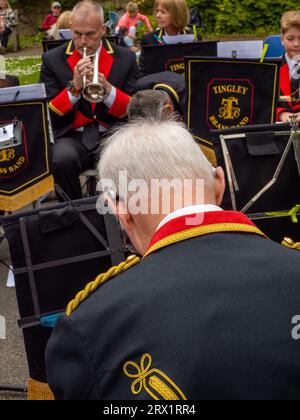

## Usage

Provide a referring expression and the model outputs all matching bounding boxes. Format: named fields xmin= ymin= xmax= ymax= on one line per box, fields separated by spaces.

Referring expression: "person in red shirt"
xmin=42 ymin=1 xmax=62 ymax=32
xmin=116 ymin=2 xmax=153 ymax=34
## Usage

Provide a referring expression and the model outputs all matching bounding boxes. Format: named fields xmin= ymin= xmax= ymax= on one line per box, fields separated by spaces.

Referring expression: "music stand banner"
xmin=142 ymin=41 xmax=217 ymax=76
xmin=0 ymin=100 xmax=54 ymax=211
xmin=42 ymin=39 xmax=68 ymax=53
xmin=185 ymin=57 xmax=280 ymax=162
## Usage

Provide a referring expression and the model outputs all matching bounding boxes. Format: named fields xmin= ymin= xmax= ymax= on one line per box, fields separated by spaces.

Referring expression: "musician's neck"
xmin=164 ymin=27 xmax=179 ymax=36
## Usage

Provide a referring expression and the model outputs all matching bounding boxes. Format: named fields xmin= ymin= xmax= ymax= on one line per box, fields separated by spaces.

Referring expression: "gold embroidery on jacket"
xmin=123 ymin=353 xmax=187 ymax=400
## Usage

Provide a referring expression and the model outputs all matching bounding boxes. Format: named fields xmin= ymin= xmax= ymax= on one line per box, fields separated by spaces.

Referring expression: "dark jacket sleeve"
xmin=45 ymin=315 xmax=100 ymax=400
xmin=40 ymin=52 xmax=75 ymax=132
xmin=138 ymin=33 xmax=157 ymax=79
xmin=123 ymin=49 xmax=138 ymax=95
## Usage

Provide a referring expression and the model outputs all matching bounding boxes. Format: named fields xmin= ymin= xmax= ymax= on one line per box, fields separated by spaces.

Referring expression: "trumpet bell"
xmin=82 ymin=82 xmax=106 ymax=103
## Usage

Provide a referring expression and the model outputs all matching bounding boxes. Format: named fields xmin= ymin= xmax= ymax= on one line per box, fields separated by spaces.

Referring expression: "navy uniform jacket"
xmin=40 ymin=39 xmax=138 ymax=138
xmin=277 ymin=55 xmax=300 ymax=120
xmin=45 ymin=211 xmax=300 ymax=400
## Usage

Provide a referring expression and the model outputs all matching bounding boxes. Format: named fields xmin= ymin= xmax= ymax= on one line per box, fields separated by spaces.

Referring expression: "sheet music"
xmin=0 ymin=124 xmax=14 ymax=143
xmin=6 ymin=267 xmax=15 ymax=288
xmin=162 ymin=34 xmax=195 ymax=45
xmin=217 ymin=41 xmax=264 ymax=59
xmin=59 ymin=29 xmax=72 ymax=40
xmin=0 ymin=83 xmax=47 ymax=104
xmin=0 ymin=315 xmax=6 ymax=340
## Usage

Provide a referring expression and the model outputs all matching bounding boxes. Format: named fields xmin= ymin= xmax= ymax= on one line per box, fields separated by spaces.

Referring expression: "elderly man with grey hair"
xmin=46 ymin=120 xmax=300 ymax=400
xmin=40 ymin=0 xmax=137 ymax=201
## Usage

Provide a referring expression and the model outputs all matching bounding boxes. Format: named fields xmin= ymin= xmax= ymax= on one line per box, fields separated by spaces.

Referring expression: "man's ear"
xmin=214 ymin=166 xmax=225 ymax=206
xmin=111 ymin=198 xmax=134 ymax=234
xmin=163 ymin=102 xmax=174 ymax=116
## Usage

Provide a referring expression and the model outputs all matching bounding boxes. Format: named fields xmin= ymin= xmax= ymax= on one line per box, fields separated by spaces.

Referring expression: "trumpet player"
xmin=40 ymin=0 xmax=138 ymax=200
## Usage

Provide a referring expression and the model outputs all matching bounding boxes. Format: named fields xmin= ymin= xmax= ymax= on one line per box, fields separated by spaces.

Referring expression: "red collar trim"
xmin=67 ymin=49 xmax=81 ymax=72
xmin=280 ymin=62 xmax=291 ymax=98
xmin=148 ymin=211 xmax=257 ymax=251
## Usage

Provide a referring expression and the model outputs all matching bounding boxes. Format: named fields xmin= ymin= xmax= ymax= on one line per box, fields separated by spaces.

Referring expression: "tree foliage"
xmin=187 ymin=0 xmax=298 ymax=34
xmin=8 ymin=0 xmax=300 ymax=35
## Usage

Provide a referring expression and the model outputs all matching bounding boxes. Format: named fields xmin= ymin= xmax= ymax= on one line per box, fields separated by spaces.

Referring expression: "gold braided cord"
xmin=66 ymin=255 xmax=140 ymax=316
xmin=281 ymin=237 xmax=300 ymax=251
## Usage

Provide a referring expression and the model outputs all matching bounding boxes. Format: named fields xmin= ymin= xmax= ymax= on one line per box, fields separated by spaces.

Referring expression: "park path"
xmin=5 ymin=46 xmax=42 ymax=58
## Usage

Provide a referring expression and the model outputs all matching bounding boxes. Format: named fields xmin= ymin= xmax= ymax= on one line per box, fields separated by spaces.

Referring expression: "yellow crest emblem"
xmin=123 ymin=353 xmax=187 ymax=400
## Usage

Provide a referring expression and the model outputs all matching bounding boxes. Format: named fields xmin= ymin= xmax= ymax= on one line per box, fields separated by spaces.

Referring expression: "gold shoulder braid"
xmin=282 ymin=237 xmax=300 ymax=251
xmin=66 ymin=255 xmax=140 ymax=316
xmin=123 ymin=353 xmax=187 ymax=400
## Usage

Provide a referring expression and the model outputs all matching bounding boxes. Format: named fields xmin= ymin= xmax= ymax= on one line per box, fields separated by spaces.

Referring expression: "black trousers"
xmin=52 ymin=131 xmax=100 ymax=201
xmin=0 ymin=27 xmax=12 ymax=48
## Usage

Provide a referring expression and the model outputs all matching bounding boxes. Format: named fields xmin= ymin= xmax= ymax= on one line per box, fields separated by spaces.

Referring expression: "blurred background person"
xmin=142 ymin=0 xmax=190 ymax=46
xmin=0 ymin=0 xmax=16 ymax=53
xmin=116 ymin=2 xmax=153 ymax=35
xmin=49 ymin=10 xmax=72 ymax=40
xmin=41 ymin=1 xmax=62 ymax=38
xmin=118 ymin=25 xmax=139 ymax=53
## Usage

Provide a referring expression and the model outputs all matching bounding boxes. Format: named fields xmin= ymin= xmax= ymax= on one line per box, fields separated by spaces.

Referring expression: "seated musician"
xmin=277 ymin=11 xmax=300 ymax=123
xmin=134 ymin=71 xmax=185 ymax=117
xmin=40 ymin=0 xmax=138 ymax=200
xmin=127 ymin=89 xmax=175 ymax=120
xmin=46 ymin=119 xmax=300 ymax=400
xmin=139 ymin=0 xmax=198 ymax=77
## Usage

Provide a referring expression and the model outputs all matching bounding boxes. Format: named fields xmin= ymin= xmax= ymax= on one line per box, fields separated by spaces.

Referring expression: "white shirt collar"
xmin=285 ymin=53 xmax=299 ymax=76
xmin=156 ymin=204 xmax=223 ymax=231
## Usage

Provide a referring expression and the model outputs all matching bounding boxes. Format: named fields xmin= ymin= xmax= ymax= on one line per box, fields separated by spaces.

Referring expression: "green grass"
xmin=4 ymin=56 xmax=41 ymax=85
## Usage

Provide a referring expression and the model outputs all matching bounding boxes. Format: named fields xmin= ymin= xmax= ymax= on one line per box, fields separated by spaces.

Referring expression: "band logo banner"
xmin=207 ymin=79 xmax=254 ymax=130
xmin=0 ymin=100 xmax=54 ymax=211
xmin=142 ymin=41 xmax=217 ymax=76
xmin=185 ymin=58 xmax=280 ymax=163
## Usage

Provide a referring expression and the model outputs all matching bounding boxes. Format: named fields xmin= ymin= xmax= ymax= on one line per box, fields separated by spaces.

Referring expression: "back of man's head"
xmin=99 ymin=119 xmax=215 ymax=199
xmin=127 ymin=90 xmax=174 ymax=121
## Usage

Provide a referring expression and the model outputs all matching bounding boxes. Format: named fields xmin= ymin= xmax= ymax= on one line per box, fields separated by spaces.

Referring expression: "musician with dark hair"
xmin=40 ymin=0 xmax=138 ymax=200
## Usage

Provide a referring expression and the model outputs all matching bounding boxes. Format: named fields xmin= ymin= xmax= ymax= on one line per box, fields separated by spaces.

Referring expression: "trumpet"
xmin=82 ymin=47 xmax=106 ymax=103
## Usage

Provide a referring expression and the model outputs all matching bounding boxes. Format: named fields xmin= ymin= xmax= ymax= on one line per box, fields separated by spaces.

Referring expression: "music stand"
xmin=141 ymin=41 xmax=218 ymax=76
xmin=42 ymin=39 xmax=68 ymax=53
xmin=210 ymin=120 xmax=300 ymax=242
xmin=1 ymin=195 xmax=128 ymax=398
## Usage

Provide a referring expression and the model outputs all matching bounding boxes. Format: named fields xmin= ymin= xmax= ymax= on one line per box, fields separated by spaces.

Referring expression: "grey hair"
xmin=98 ymin=120 xmax=215 ymax=197
xmin=73 ymin=1 xmax=104 ymax=22
xmin=127 ymin=90 xmax=172 ymax=121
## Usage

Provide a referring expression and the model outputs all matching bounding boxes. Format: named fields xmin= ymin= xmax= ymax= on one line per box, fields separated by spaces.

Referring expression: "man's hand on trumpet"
xmin=279 ymin=111 xmax=300 ymax=123
xmin=72 ymin=58 xmax=112 ymax=97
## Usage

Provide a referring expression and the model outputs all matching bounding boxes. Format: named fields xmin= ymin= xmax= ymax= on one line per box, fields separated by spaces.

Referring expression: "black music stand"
xmin=140 ymin=41 xmax=217 ymax=77
xmin=0 ymin=195 xmax=127 ymax=397
xmin=210 ymin=120 xmax=300 ymax=242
